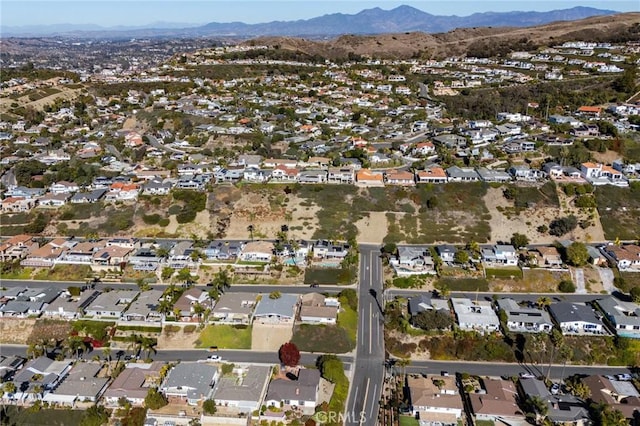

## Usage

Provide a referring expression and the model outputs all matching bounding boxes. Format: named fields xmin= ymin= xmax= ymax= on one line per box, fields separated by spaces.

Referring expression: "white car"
xmin=207 ymin=355 xmax=222 ymax=361
xmin=519 ymin=372 xmax=536 ymax=379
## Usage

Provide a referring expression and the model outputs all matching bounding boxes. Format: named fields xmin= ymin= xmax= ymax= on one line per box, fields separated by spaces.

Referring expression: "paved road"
xmin=0 ymin=279 xmax=350 ymax=297
xmin=345 ymin=245 xmax=385 ymax=426
xmin=386 ymin=289 xmax=605 ymax=304
xmin=147 ymin=134 xmax=183 ymax=154
xmin=404 ymin=360 xmax=632 ymax=380
xmin=0 ymin=344 xmax=353 ymax=368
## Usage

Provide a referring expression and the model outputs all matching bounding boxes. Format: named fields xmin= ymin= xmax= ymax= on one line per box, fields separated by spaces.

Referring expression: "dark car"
xmin=286 ymin=372 xmax=298 ymax=381
xmin=309 ymin=284 xmax=319 ymax=288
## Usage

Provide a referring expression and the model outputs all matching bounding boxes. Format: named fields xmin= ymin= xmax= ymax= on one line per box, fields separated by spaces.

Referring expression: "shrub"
xmin=142 ymin=214 xmax=161 ymax=225
xmin=558 ymin=280 xmax=576 ymax=293
xmin=158 ymin=218 xmax=170 ymax=227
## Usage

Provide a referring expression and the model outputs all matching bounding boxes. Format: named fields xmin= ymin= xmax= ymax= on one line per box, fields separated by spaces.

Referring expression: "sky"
xmin=2 ymin=0 xmax=638 ymax=28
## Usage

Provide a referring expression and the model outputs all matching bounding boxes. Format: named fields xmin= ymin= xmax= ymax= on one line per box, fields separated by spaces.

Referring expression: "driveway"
xmin=573 ymin=268 xmax=587 ymax=294
xmin=595 ymin=266 xmax=616 ymax=293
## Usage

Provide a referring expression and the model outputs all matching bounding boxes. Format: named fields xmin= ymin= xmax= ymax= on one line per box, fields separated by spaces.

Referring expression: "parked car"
xmin=207 ymin=355 xmax=221 ymax=361
xmin=519 ymin=372 xmax=536 ymax=379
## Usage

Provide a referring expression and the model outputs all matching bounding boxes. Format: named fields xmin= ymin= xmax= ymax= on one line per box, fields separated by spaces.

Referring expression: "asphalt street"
xmin=345 ymin=245 xmax=385 ymax=426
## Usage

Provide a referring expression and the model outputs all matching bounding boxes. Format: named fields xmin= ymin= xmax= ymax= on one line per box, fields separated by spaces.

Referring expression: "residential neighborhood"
xmin=1 ymin=7 xmax=640 ymax=426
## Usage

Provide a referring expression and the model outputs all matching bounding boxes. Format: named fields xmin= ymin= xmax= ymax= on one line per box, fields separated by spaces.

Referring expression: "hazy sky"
xmin=2 ymin=0 xmax=638 ymax=27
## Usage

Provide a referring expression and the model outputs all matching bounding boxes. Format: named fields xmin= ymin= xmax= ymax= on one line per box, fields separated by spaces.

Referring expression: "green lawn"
xmin=0 ymin=406 xmax=86 ymax=426
xmin=399 ymin=416 xmax=419 ymax=426
xmin=304 ymin=267 xmax=356 ymax=285
xmin=337 ymin=304 xmax=358 ymax=342
xmin=196 ymin=324 xmax=252 ymax=349
xmin=291 ymin=303 xmax=358 ymax=353
xmin=484 ymin=267 xmax=523 ymax=279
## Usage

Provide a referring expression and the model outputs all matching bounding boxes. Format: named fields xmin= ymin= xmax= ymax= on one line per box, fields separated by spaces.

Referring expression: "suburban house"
xmin=9 ymin=357 xmax=73 ymax=403
xmin=451 ymin=298 xmax=500 ymax=334
xmin=211 ymin=292 xmax=258 ymax=324
xmin=408 ymin=374 xmax=464 ymax=425
xmin=69 ymin=188 xmax=107 ymax=204
xmin=239 ymin=241 xmax=274 ymax=263
xmin=327 ymin=167 xmax=355 ymax=184
xmin=595 ymin=296 xmax=640 ymax=339
xmin=42 ymin=362 xmax=108 ymax=406
xmin=42 ymin=290 xmax=100 ymax=320
xmin=204 ymin=240 xmax=244 ymax=260
xmin=407 ymin=293 xmax=450 ymax=317
xmin=548 ymin=302 xmax=605 ymax=335
xmin=481 ymin=244 xmax=518 ymax=266
xmin=1 ymin=196 xmax=36 ymax=213
xmin=161 ymin=362 xmax=219 ymax=405
xmin=91 ymin=245 xmax=132 ymax=267
xmin=0 ymin=234 xmax=34 ymax=262
xmin=0 ymin=355 xmax=25 ymax=381
xmin=392 ymin=246 xmax=437 ymax=276
xmin=312 ymin=240 xmax=350 ymax=259
xmin=535 ymin=246 xmax=563 ymax=267
xmin=264 ymin=369 xmax=321 ymax=415
xmin=84 ymin=290 xmax=139 ymax=319
xmin=173 ymin=288 xmax=213 ymax=321
xmin=496 ymin=298 xmax=554 ymax=333
xmin=252 ymin=293 xmax=300 ymax=324
xmin=519 ymin=378 xmax=590 ymax=425
xmin=582 ymin=375 xmax=640 ymax=423
xmin=210 ymin=364 xmax=271 ymax=414
xmin=509 ymin=165 xmax=544 ymax=181
xmin=385 ymin=170 xmax=415 ymax=185
xmin=436 ymin=245 xmax=457 ymax=264
xmin=416 ymin=167 xmax=448 ymax=184
xmin=37 ymin=192 xmax=71 ymax=207
xmin=604 ymin=244 xmax=640 ymax=271
xmin=122 ymin=289 xmax=164 ymax=322
xmin=298 ymin=293 xmax=339 ymax=324
xmin=298 ymin=169 xmax=327 ymax=184
xmin=355 ymin=169 xmax=384 ymax=186
xmin=446 ymin=166 xmax=479 ymax=182
xmin=468 ymin=378 xmax=526 ymax=424
xmin=49 ymin=181 xmax=80 ymax=194
xmin=580 ymin=162 xmax=627 ymax=186
xmin=103 ymin=362 xmax=165 ymax=406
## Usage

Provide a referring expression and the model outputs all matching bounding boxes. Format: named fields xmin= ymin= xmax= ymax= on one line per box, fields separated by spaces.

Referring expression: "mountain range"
xmin=1 ymin=5 xmax=620 ymax=38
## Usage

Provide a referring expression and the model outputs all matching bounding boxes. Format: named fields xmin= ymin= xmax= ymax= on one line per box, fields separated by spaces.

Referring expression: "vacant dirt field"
xmin=224 ymin=190 xmax=319 ymax=241
xmin=484 ymin=186 xmax=605 ymax=244
xmin=0 ymin=318 xmax=37 ymax=344
xmin=355 ymin=211 xmax=388 ymax=244
xmin=156 ymin=325 xmax=201 ymax=350
xmin=251 ymin=321 xmax=293 ymax=351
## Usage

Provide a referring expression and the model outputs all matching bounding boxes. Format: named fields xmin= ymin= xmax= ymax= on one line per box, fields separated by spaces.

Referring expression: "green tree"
xmin=629 ymin=286 xmax=640 ymax=303
xmin=565 ymin=242 xmax=589 ymax=266
xmin=454 ymin=250 xmax=469 ymax=265
xmin=269 ymin=291 xmax=281 ymax=299
xmin=510 ymin=233 xmax=529 ymax=249
xmin=412 ymin=310 xmax=453 ymax=331
xmin=202 ymin=399 xmax=217 ymax=415
xmin=144 ymin=388 xmax=168 ymax=409
xmin=80 ymin=405 xmax=109 ymax=426
xmin=3 ymin=382 xmax=16 ymax=395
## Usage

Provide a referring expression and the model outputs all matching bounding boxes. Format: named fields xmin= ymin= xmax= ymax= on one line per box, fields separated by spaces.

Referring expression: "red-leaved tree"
xmin=279 ymin=342 xmax=301 ymax=367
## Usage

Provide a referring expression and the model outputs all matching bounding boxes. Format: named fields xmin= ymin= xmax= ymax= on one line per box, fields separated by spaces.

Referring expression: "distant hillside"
xmin=245 ymin=13 xmax=640 ymax=59
xmin=1 ymin=5 xmax=620 ymax=38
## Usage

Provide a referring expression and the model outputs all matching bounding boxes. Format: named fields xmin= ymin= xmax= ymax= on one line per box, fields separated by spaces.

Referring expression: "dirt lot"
xmin=251 ymin=321 xmax=293 ymax=351
xmin=156 ymin=324 xmax=201 ymax=350
xmin=222 ymin=189 xmax=319 ymax=241
xmin=484 ymin=186 xmax=605 ymax=244
xmin=0 ymin=318 xmax=36 ymax=344
xmin=355 ymin=211 xmax=388 ymax=244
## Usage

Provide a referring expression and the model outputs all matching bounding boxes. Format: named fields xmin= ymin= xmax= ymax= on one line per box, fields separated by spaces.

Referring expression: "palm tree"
xmin=158 ymin=298 xmax=173 ymax=318
xmin=536 ymin=296 xmax=551 ymax=309
xmin=395 ymin=357 xmax=411 ymax=382
xmin=66 ymin=336 xmax=85 ymax=359
xmin=193 ymin=302 xmax=206 ymax=324
xmin=32 ymin=384 xmax=43 ymax=400
xmin=140 ymin=337 xmax=157 ymax=359
xmin=26 ymin=343 xmax=44 ymax=360
xmin=247 ymin=224 xmax=254 ymax=241
xmin=3 ymin=382 xmax=16 ymax=396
